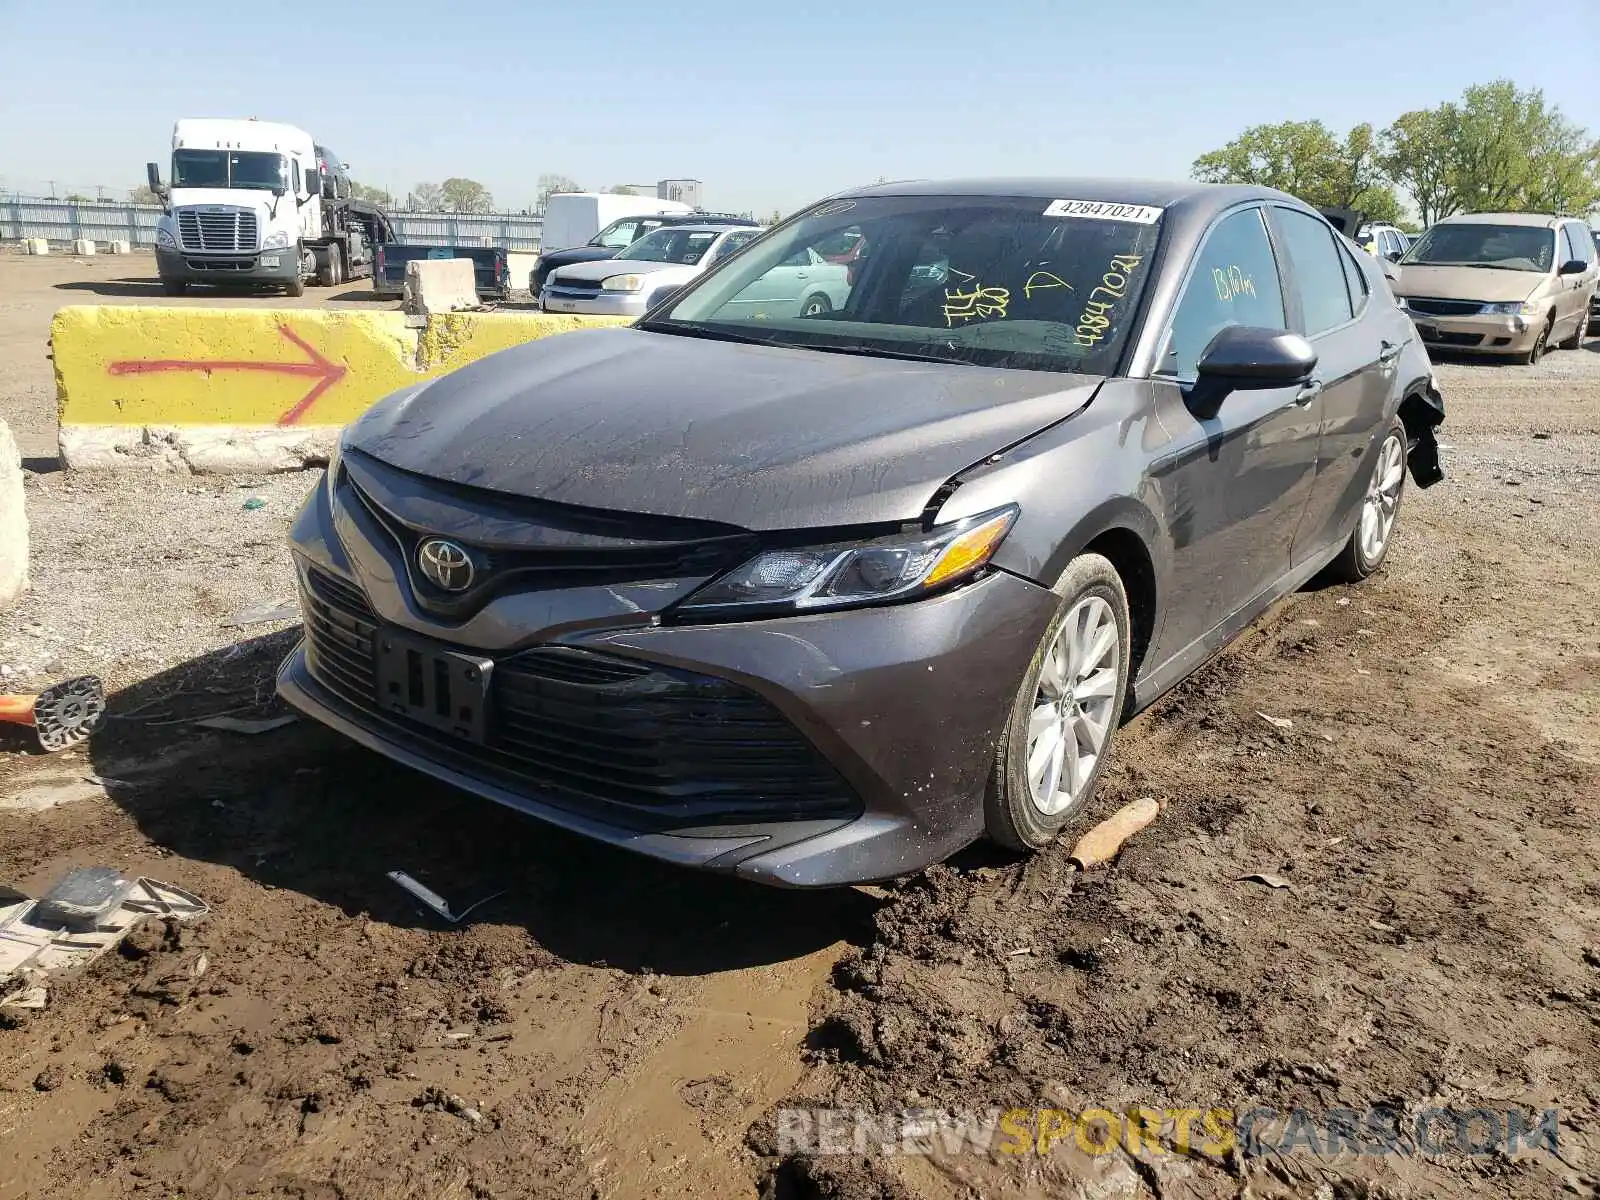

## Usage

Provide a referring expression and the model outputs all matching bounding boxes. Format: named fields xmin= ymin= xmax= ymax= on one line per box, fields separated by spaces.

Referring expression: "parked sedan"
xmin=530 ymin=211 xmax=762 ymax=296
xmin=540 ymin=224 xmax=762 ymax=317
xmin=280 ymin=179 xmax=1445 ymax=888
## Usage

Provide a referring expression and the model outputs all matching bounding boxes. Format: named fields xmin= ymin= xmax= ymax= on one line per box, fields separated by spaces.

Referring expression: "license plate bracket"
xmin=374 ymin=630 xmax=493 ymax=743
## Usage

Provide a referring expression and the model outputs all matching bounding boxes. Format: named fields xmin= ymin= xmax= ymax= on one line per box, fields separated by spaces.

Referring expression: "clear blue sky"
xmin=1 ymin=0 xmax=1595 ymax=214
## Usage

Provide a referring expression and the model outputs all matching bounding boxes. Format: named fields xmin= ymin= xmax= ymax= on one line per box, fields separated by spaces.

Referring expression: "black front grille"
xmin=1407 ymin=297 xmax=1489 ymax=317
xmin=1420 ymin=329 xmax=1484 ymax=347
xmin=185 ymin=258 xmax=256 ymax=272
xmin=296 ymin=565 xmax=855 ymax=825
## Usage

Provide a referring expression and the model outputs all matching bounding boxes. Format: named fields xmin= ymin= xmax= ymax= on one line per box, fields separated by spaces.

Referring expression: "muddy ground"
xmin=1 ymin=252 xmax=1598 ymax=1198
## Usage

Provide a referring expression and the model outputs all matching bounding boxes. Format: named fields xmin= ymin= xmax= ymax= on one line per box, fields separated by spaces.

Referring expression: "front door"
xmin=1145 ymin=205 xmax=1324 ymax=662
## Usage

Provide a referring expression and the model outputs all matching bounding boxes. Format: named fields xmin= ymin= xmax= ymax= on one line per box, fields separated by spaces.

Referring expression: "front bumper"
xmin=1403 ymin=307 xmax=1543 ymax=355
xmin=277 ymin=473 xmax=1059 ymax=887
xmin=156 ymin=245 xmax=300 ymax=284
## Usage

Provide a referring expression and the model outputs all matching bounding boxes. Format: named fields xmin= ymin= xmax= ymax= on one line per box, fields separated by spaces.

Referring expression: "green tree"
xmin=538 ymin=174 xmax=582 ymax=210
xmin=1192 ymin=119 xmax=1403 ymax=221
xmin=350 ymin=181 xmax=394 ymax=207
xmin=439 ymin=177 xmax=494 ymax=213
xmin=130 ymin=184 xmax=160 ymax=205
xmin=411 ymin=181 xmax=444 ymax=211
xmin=1382 ymin=81 xmax=1600 ymax=222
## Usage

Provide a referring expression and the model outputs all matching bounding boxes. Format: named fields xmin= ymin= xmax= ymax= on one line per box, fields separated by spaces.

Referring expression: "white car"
xmin=1357 ymin=223 xmax=1410 ymax=262
xmin=541 ymin=224 xmax=764 ymax=317
xmin=717 ymin=246 xmax=852 ymax=319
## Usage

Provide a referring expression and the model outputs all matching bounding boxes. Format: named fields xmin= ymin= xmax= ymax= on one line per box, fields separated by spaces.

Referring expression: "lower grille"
xmin=185 ymin=258 xmax=257 ymax=272
xmin=1420 ymin=329 xmax=1484 ymax=348
xmin=296 ymin=564 xmax=856 ymax=825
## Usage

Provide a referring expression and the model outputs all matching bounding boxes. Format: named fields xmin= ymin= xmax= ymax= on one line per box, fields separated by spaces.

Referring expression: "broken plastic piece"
xmin=0 ymin=676 xmax=107 ymax=751
xmin=33 ymin=867 xmax=136 ymax=930
xmin=387 ymin=871 xmax=504 ymax=925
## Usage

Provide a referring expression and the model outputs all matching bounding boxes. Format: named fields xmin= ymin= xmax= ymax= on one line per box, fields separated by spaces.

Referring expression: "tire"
xmin=1323 ymin=418 xmax=1407 ymax=584
xmin=315 ymin=244 xmax=342 ymax=288
xmin=985 ymin=553 xmax=1132 ymax=852
xmin=800 ymin=293 xmax=832 ymax=317
xmin=161 ymin=279 xmax=187 ymax=296
xmin=1520 ymin=316 xmax=1552 ymax=364
xmin=1558 ymin=307 xmax=1589 ymax=351
xmin=285 ymin=251 xmax=306 ymax=298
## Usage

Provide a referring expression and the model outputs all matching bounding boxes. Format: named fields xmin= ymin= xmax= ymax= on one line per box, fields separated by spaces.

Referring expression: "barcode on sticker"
xmin=1044 ymin=200 xmax=1164 ymax=224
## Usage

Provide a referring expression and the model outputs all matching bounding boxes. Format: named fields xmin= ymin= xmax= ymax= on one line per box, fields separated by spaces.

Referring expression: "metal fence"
xmin=1 ymin=197 xmax=545 ymax=250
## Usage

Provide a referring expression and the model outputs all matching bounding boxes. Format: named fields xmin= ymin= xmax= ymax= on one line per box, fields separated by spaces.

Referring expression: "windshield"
xmin=1401 ymin=223 xmax=1556 ymax=273
xmin=643 ymin=195 xmax=1163 ymax=374
xmin=621 ymin=228 xmax=722 ymax=265
xmin=172 ymin=149 xmax=289 ymax=192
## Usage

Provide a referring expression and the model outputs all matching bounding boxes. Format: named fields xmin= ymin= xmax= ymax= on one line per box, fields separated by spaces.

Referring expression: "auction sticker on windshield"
xmin=1043 ymin=200 xmax=1163 ymax=224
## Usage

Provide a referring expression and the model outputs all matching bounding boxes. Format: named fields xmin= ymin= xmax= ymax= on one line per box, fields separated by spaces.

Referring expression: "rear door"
xmin=1146 ymin=205 xmax=1325 ymax=654
xmin=1268 ymin=205 xmax=1395 ymax=562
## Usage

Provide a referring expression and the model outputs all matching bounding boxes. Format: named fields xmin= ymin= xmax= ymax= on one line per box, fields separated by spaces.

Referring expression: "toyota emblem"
xmin=418 ymin=538 xmax=474 ymax=592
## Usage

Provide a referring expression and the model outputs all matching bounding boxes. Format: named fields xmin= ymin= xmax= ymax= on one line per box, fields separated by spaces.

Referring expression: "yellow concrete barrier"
xmin=52 ymin=306 xmax=630 ymax=471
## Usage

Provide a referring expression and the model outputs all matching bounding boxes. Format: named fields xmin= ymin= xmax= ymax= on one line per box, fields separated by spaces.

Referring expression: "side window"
xmin=1557 ymin=225 xmax=1577 ymax=266
xmin=1563 ymin=224 xmax=1592 ymax=265
xmin=1160 ymin=207 xmax=1286 ymax=379
xmin=1338 ymin=238 xmax=1370 ymax=315
xmin=710 ymin=232 xmax=757 ymax=264
xmin=291 ymin=161 xmax=302 ymax=197
xmin=1274 ymin=207 xmax=1355 ymax=336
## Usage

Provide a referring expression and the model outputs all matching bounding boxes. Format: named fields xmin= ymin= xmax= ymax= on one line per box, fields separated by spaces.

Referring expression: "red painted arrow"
xmin=107 ymin=323 xmax=348 ymax=426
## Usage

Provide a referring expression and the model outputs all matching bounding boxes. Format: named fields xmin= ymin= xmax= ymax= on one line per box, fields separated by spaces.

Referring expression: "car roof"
xmin=1435 ymin=211 xmax=1566 ymax=228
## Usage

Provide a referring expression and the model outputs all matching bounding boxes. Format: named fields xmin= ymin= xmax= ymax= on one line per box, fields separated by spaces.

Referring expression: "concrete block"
xmin=108 ymin=239 xmax=131 ymax=255
xmin=507 ymin=251 xmax=540 ymax=294
xmin=402 ymin=258 xmax=479 ymax=317
xmin=24 ymin=238 xmax=48 ymax=255
xmin=0 ymin=419 xmax=27 ymax=610
xmin=73 ymin=238 xmax=96 ymax=256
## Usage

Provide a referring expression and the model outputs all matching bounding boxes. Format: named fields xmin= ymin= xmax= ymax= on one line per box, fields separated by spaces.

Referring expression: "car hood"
xmin=349 ymin=327 xmax=1102 ymax=531
xmin=1396 ymin=263 xmax=1549 ymax=303
xmin=540 ymin=247 xmax=619 ymax=269
xmin=550 ymin=258 xmax=691 ymax=285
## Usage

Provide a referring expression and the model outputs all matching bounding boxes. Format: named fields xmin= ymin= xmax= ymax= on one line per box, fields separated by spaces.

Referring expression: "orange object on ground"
xmin=0 ymin=676 xmax=106 ymax=751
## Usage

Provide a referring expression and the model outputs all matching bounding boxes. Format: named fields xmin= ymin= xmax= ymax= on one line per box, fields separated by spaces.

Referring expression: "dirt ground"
xmin=1 ymin=252 xmax=1598 ymax=1199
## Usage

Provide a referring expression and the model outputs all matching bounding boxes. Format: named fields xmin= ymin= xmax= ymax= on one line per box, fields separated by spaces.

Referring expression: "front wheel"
xmin=985 ymin=553 xmax=1131 ymax=851
xmin=1520 ymin=317 xmax=1552 ymax=364
xmin=1324 ymin=419 xmax=1407 ymax=584
xmin=800 ymin=293 xmax=832 ymax=317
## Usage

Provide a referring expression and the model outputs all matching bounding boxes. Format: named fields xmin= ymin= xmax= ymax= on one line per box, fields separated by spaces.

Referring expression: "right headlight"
xmin=1481 ymin=300 xmax=1539 ymax=316
xmin=601 ymin=274 xmax=647 ymax=292
xmin=156 ymin=222 xmax=177 ymax=249
xmin=673 ymin=506 xmax=1018 ymax=619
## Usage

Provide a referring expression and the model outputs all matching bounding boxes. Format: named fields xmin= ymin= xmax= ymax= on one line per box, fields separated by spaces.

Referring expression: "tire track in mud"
xmin=752 ymin=494 xmax=1600 ymax=1200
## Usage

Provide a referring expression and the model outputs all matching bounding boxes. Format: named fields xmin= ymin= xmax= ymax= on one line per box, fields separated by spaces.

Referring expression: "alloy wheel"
xmin=1359 ymin=432 xmax=1405 ymax=564
xmin=1026 ymin=595 xmax=1120 ymax=815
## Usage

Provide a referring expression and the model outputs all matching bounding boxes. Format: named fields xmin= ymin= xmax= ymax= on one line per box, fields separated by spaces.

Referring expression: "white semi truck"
xmin=146 ymin=118 xmax=393 ymax=296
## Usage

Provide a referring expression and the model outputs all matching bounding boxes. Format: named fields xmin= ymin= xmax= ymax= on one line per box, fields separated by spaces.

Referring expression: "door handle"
xmin=795 ymin=272 xmax=809 ymax=280
xmin=1378 ymin=340 xmax=1403 ymax=365
xmin=1294 ymin=381 xmax=1323 ymax=406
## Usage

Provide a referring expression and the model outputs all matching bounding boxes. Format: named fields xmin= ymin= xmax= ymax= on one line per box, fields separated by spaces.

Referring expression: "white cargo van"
xmin=539 ymin=193 xmax=691 ymax=254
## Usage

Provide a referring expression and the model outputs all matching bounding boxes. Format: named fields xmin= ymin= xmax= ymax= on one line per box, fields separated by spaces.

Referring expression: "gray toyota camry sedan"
xmin=279 ymin=179 xmax=1445 ymax=888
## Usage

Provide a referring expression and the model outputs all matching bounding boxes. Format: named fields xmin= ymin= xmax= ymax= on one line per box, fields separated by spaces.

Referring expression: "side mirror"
xmin=1559 ymin=259 xmax=1587 ymax=276
xmin=145 ymin=162 xmax=164 ymax=193
xmin=1386 ymin=250 xmax=1403 ymax=263
xmin=1189 ymin=326 xmax=1317 ymax=417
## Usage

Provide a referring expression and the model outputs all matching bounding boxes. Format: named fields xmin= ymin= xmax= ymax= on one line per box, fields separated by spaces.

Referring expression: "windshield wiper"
xmin=799 ymin=342 xmax=967 ymax=365
xmin=635 ymin=320 xmax=780 ymax=346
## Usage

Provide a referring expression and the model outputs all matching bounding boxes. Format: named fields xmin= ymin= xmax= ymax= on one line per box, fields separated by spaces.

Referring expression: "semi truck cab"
xmin=147 ymin=118 xmax=382 ymax=296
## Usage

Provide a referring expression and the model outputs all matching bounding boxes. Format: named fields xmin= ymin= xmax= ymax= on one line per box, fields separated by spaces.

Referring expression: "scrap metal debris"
xmin=220 ymin=599 xmax=299 ymax=628
xmin=195 ymin=714 xmax=298 ymax=735
xmin=387 ymin=871 xmax=504 ymax=925
xmin=0 ymin=870 xmax=209 ymax=1004
xmin=1237 ymin=872 xmax=1292 ymax=889
xmin=1257 ymin=712 xmax=1294 ymax=731
xmin=0 ymin=675 xmax=106 ymax=751
xmin=1068 ymin=796 xmax=1162 ymax=870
